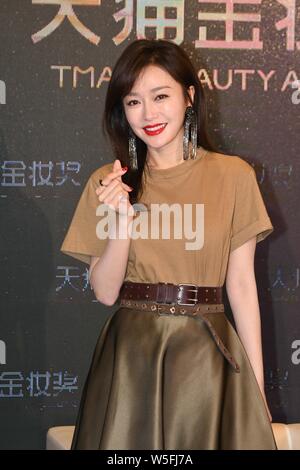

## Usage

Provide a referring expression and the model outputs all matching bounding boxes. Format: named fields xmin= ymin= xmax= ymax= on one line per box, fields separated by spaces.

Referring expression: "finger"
xmin=112 ymin=159 xmax=128 ymax=182
xmin=110 ymin=191 xmax=129 ymax=213
xmin=99 ymin=180 xmax=132 ymax=198
xmin=96 ymin=179 xmax=113 ymax=196
xmin=113 ymin=159 xmax=122 ymax=172
xmin=96 ymin=181 xmax=112 ymax=195
xmin=117 ymin=194 xmax=130 ymax=216
xmin=121 ymin=182 xmax=133 ymax=192
xmin=96 ymin=168 xmax=127 ymax=193
xmin=97 ymin=179 xmax=119 ymax=201
xmin=111 ymin=160 xmax=124 ymax=184
xmin=103 ymin=167 xmax=127 ymax=184
xmin=104 ymin=186 xmax=128 ymax=205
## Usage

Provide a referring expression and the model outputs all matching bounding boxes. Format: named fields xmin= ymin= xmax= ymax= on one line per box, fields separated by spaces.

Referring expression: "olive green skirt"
xmin=71 ymin=306 xmax=277 ymax=450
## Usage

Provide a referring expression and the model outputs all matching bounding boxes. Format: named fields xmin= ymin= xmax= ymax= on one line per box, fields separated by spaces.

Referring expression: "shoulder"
xmin=204 ymin=148 xmax=255 ymax=178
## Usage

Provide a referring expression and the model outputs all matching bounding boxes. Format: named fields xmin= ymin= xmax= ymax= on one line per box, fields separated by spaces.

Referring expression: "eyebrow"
xmin=126 ymin=86 xmax=171 ymax=97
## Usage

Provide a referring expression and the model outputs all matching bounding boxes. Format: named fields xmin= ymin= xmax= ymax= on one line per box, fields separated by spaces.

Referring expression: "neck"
xmin=146 ymin=135 xmax=192 ymax=170
xmin=146 ymin=153 xmax=184 ymax=170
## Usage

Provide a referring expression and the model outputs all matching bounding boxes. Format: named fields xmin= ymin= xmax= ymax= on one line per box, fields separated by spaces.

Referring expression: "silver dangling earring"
xmin=183 ymin=106 xmax=198 ymax=160
xmin=128 ymin=127 xmax=138 ymax=170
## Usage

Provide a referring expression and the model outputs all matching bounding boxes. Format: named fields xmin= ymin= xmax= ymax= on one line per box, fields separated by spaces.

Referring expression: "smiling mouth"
xmin=143 ymin=123 xmax=167 ymax=135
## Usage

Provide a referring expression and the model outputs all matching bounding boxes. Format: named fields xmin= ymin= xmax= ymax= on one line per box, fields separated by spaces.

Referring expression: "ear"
xmin=187 ymin=85 xmax=195 ymax=106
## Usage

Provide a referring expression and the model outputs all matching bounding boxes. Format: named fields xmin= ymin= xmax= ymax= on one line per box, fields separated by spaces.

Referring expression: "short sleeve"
xmin=230 ymin=165 xmax=274 ymax=253
xmin=60 ymin=165 xmax=111 ymax=266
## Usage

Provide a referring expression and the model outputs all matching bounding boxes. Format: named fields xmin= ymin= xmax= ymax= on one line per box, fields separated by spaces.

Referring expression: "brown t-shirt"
xmin=60 ymin=147 xmax=274 ymax=287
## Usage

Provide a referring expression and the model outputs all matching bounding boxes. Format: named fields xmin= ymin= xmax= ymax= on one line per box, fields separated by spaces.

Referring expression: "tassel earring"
xmin=128 ymin=127 xmax=138 ymax=170
xmin=183 ymin=106 xmax=198 ymax=160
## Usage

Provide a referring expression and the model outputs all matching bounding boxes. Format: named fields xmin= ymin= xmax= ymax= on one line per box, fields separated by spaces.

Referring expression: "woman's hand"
xmin=95 ymin=159 xmax=134 ymax=216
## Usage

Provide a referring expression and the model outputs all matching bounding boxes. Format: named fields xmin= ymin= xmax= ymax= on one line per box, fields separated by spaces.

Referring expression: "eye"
xmin=155 ymin=94 xmax=168 ymax=101
xmin=126 ymin=99 xmax=139 ymax=106
xmin=125 ymin=94 xmax=168 ymax=106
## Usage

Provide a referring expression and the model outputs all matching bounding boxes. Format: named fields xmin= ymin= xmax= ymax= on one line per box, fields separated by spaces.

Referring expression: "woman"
xmin=60 ymin=39 xmax=277 ymax=450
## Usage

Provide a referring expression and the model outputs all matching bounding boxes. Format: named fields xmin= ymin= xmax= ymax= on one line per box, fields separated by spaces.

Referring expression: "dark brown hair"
xmin=102 ymin=39 xmax=216 ymax=204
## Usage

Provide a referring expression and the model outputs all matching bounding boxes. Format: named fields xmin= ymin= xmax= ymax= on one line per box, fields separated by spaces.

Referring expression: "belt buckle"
xmin=177 ymin=284 xmax=198 ymax=306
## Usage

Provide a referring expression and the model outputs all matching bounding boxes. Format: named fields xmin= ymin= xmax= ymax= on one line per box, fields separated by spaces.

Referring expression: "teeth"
xmin=145 ymin=124 xmax=166 ymax=131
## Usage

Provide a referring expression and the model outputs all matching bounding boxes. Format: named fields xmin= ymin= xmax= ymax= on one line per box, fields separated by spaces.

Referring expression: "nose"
xmin=143 ymin=99 xmax=159 ymax=121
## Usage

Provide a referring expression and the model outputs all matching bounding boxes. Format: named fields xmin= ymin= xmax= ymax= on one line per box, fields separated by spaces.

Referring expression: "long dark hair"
xmin=102 ymin=39 xmax=216 ymax=204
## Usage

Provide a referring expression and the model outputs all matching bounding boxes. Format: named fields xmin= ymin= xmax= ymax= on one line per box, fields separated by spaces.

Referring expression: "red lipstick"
xmin=143 ymin=123 xmax=167 ymax=136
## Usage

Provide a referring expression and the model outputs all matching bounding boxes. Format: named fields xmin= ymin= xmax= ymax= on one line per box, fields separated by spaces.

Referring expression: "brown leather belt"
xmin=118 ymin=282 xmax=240 ymax=373
xmin=119 ymin=281 xmax=223 ymax=305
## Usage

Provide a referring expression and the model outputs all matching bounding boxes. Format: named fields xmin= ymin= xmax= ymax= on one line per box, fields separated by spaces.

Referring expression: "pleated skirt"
xmin=71 ymin=306 xmax=277 ymax=450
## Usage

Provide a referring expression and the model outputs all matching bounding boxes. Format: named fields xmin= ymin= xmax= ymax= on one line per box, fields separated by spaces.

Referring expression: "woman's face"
xmin=122 ymin=64 xmax=195 ymax=155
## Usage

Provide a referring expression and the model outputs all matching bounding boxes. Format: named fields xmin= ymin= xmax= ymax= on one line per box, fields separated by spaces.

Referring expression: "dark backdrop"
xmin=0 ymin=0 xmax=299 ymax=449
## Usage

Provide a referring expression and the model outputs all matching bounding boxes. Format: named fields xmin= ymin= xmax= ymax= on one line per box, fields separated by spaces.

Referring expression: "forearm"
xmin=90 ymin=214 xmax=134 ymax=305
xmin=226 ymin=278 xmax=265 ymax=390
